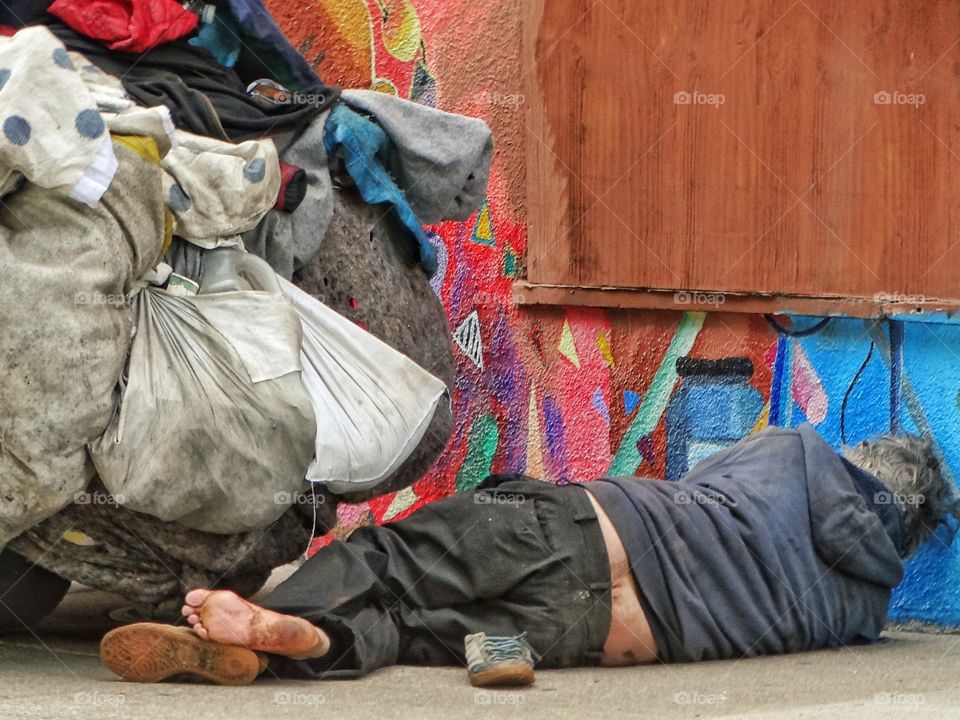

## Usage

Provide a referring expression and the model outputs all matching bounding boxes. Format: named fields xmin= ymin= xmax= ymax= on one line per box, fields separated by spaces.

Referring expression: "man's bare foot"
xmin=181 ymin=589 xmax=330 ymax=660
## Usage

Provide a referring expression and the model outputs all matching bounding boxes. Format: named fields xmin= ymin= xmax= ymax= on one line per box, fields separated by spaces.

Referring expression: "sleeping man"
xmin=100 ymin=425 xmax=958 ymax=686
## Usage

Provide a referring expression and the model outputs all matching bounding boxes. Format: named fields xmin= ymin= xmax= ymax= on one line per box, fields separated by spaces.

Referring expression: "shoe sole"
xmin=469 ymin=663 xmax=535 ymax=688
xmin=100 ymin=623 xmax=260 ymax=686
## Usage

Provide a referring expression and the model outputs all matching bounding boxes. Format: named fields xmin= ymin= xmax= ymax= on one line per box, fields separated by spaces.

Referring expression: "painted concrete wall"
xmin=268 ymin=0 xmax=960 ymax=626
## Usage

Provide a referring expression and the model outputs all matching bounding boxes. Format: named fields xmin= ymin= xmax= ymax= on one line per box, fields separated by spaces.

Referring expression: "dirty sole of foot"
xmin=100 ymin=623 xmax=260 ymax=686
xmin=469 ymin=662 xmax=535 ymax=688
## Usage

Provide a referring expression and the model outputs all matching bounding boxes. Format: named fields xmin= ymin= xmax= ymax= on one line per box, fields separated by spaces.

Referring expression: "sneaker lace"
xmin=483 ymin=632 xmax=541 ymax=663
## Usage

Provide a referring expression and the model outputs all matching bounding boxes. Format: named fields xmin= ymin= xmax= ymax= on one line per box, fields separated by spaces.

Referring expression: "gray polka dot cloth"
xmin=161 ymin=130 xmax=281 ymax=247
xmin=0 ymin=27 xmax=114 ymax=203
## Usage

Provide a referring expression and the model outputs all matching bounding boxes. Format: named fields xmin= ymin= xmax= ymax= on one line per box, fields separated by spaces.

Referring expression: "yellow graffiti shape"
xmin=376 ymin=0 xmax=422 ymax=62
xmin=313 ymin=0 xmax=375 ymax=86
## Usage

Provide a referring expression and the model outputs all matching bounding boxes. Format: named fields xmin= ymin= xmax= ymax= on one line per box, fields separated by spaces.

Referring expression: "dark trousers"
xmin=262 ymin=478 xmax=612 ymax=678
xmin=0 ymin=548 xmax=71 ymax=633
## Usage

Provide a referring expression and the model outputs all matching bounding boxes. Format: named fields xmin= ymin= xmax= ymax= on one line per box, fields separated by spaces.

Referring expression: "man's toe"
xmin=184 ymin=588 xmax=212 ymax=607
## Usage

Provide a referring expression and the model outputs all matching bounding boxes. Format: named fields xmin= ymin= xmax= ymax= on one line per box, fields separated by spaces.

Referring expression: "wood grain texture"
xmin=524 ymin=0 xmax=960 ymax=301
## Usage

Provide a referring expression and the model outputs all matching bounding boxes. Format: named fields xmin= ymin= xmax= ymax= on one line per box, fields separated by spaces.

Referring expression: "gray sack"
xmin=0 ymin=141 xmax=166 ymax=546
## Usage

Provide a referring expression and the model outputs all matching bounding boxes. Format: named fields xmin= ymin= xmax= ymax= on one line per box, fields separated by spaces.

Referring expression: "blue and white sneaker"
xmin=464 ymin=631 xmax=539 ymax=687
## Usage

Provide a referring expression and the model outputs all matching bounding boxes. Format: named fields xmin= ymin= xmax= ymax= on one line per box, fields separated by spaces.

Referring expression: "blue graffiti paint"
xmin=792 ymin=318 xmax=888 ymax=444
xmin=769 ymin=335 xmax=788 ymax=426
xmin=665 ymin=357 xmax=764 ymax=481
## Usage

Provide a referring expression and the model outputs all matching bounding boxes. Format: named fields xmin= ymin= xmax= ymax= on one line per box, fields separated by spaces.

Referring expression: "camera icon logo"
xmin=874 ymin=91 xmax=892 ymax=105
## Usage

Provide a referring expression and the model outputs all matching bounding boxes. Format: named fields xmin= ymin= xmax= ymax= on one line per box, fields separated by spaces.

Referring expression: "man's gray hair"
xmin=844 ymin=435 xmax=960 ymax=557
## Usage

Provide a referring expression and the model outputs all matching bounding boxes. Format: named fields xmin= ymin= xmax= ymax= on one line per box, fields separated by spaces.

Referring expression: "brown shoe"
xmin=100 ymin=623 xmax=261 ymax=686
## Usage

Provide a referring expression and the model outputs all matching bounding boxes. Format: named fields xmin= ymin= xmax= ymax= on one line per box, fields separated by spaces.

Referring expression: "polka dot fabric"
xmin=0 ymin=27 xmax=112 ymax=199
xmin=160 ymin=130 xmax=281 ymax=247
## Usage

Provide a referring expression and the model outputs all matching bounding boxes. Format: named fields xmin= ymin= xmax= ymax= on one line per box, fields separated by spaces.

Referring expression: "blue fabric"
xmin=324 ymin=103 xmax=438 ymax=276
xmin=188 ymin=0 xmax=322 ymax=90
xmin=189 ymin=15 xmax=241 ymax=68
xmin=585 ymin=425 xmax=906 ymax=663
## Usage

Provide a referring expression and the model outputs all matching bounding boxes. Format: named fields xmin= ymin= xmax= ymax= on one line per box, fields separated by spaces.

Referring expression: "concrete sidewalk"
xmin=1 ymin=630 xmax=959 ymax=719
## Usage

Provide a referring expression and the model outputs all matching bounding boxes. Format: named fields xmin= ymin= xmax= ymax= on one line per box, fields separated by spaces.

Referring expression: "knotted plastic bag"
xmin=89 ymin=286 xmax=316 ymax=534
xmin=278 ymin=278 xmax=448 ymax=495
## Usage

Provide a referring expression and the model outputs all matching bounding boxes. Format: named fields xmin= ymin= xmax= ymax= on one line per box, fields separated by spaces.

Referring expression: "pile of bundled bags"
xmin=0 ymin=0 xmax=492 ymax=615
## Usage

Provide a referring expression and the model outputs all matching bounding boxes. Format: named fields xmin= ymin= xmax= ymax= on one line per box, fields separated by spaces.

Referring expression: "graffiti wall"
xmin=268 ymin=0 xmax=960 ymax=627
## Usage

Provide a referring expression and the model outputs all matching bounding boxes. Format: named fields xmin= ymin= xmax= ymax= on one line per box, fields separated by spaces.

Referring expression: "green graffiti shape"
xmin=608 ymin=312 xmax=707 ymax=476
xmin=455 ymin=415 xmax=500 ymax=493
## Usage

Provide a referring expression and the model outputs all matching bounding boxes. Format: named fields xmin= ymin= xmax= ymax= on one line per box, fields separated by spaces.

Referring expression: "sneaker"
xmin=464 ymin=631 xmax=539 ymax=687
xmin=100 ymin=623 xmax=262 ymax=686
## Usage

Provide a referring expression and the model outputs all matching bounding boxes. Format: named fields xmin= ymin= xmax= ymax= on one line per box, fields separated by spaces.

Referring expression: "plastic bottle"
xmin=198 ymin=248 xmax=281 ymax=294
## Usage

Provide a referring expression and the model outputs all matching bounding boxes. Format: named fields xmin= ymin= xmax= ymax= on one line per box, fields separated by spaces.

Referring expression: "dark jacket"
xmin=586 ymin=425 xmax=905 ymax=663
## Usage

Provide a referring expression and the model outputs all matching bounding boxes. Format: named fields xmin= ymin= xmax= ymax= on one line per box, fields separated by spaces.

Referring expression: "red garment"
xmin=48 ymin=0 xmax=199 ymax=54
xmin=0 ymin=24 xmax=15 ymax=36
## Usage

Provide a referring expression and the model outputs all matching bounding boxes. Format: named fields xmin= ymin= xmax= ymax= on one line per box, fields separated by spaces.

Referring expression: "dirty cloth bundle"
xmin=340 ymin=90 xmax=493 ymax=227
xmin=72 ymin=53 xmax=283 ymax=246
xmin=161 ymin=130 xmax=281 ymax=246
xmin=0 ymin=6 xmax=469 ymax=610
xmin=319 ymin=91 xmax=494 ymax=277
xmin=0 ymin=26 xmax=117 ymax=206
xmin=47 ymin=20 xmax=334 ymax=141
xmin=0 ymin=138 xmax=166 ymax=546
xmin=245 ymin=91 xmax=495 ymax=279
xmin=7 ymin=185 xmax=458 ymax=613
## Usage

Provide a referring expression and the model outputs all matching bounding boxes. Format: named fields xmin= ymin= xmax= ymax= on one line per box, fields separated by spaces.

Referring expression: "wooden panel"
xmin=523 ymin=0 xmax=960 ymax=301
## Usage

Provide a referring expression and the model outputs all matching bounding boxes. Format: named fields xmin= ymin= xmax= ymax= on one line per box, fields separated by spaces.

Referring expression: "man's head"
xmin=844 ymin=435 xmax=960 ymax=557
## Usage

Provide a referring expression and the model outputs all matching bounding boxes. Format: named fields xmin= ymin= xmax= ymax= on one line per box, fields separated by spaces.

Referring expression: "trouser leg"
xmin=0 ymin=548 xmax=71 ymax=634
xmin=261 ymin=481 xmax=611 ymax=678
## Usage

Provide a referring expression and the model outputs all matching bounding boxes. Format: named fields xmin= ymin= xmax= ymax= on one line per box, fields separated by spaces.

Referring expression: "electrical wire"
xmin=764 ymin=315 xmax=832 ymax=337
xmin=840 ymin=341 xmax=875 ymax=445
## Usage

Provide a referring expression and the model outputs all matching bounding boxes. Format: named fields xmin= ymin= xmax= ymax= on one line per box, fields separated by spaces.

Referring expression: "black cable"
xmin=764 ymin=315 xmax=832 ymax=337
xmin=840 ymin=341 xmax=875 ymax=445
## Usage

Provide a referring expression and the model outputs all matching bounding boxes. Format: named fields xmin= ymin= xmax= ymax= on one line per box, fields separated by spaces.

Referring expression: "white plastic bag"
xmin=278 ymin=278 xmax=448 ymax=495
xmin=89 ymin=286 xmax=316 ymax=534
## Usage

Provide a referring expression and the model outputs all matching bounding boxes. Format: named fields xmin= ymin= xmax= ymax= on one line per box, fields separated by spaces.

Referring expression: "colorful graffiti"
xmin=269 ymin=0 xmax=960 ymax=627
